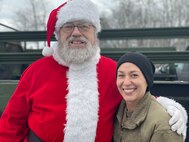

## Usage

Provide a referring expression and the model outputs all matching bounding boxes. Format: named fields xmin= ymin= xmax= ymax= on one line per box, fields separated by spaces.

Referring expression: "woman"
xmin=113 ymin=52 xmax=184 ymax=142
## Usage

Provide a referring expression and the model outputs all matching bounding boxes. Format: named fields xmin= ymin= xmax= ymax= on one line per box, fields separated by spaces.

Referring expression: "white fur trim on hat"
xmin=42 ymin=46 xmax=54 ymax=56
xmin=42 ymin=42 xmax=59 ymax=57
xmin=55 ymin=0 xmax=101 ymax=36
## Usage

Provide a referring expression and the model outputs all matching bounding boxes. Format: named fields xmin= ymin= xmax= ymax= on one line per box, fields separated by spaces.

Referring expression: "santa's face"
xmin=60 ymin=20 xmax=96 ymax=48
xmin=57 ymin=20 xmax=98 ymax=64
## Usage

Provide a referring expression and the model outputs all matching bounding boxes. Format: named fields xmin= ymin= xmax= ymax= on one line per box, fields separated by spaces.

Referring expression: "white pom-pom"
xmin=42 ymin=46 xmax=54 ymax=56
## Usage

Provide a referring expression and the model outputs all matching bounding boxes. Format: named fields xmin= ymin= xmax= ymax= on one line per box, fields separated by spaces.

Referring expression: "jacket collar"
xmin=116 ymin=92 xmax=152 ymax=129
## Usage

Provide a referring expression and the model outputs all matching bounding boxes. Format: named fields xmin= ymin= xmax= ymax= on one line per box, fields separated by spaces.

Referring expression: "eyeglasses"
xmin=62 ymin=23 xmax=95 ymax=33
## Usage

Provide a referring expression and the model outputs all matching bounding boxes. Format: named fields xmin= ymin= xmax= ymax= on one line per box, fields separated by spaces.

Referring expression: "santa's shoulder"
xmin=97 ymin=56 xmax=117 ymax=73
xmin=31 ymin=56 xmax=61 ymax=67
xmin=99 ymin=56 xmax=116 ymax=65
xmin=24 ymin=56 xmax=66 ymax=74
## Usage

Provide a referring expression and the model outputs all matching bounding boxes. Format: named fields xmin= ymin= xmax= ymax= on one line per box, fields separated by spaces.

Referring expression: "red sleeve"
xmin=0 ymin=65 xmax=33 ymax=141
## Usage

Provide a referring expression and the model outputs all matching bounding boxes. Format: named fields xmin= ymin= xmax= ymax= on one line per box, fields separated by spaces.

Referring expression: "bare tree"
xmin=14 ymin=0 xmax=48 ymax=49
xmin=15 ymin=0 xmax=47 ymax=31
xmin=0 ymin=0 xmax=2 ymax=13
xmin=104 ymin=0 xmax=189 ymax=50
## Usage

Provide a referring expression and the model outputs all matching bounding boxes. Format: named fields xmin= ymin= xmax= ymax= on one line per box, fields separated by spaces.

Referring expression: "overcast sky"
xmin=0 ymin=0 xmax=114 ymax=31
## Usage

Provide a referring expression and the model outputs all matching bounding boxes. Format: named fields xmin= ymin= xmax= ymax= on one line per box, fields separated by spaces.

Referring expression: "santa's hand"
xmin=156 ymin=96 xmax=188 ymax=140
xmin=167 ymin=105 xmax=186 ymax=139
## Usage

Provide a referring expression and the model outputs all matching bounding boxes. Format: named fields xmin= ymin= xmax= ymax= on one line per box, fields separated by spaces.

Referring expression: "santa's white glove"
xmin=156 ymin=96 xmax=188 ymax=140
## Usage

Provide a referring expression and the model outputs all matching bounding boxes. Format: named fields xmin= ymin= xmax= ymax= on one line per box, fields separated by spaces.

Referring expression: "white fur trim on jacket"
xmin=64 ymin=57 xmax=99 ymax=142
xmin=157 ymin=96 xmax=188 ymax=124
xmin=157 ymin=96 xmax=188 ymax=140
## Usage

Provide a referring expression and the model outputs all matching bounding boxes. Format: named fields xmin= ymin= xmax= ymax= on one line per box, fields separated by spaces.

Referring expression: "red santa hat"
xmin=42 ymin=0 xmax=101 ymax=56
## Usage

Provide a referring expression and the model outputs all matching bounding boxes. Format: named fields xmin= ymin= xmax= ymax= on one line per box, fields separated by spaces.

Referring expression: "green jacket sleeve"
xmin=151 ymin=130 xmax=184 ymax=142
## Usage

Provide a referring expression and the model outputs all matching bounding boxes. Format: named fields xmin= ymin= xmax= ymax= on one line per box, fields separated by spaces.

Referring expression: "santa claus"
xmin=0 ymin=0 xmax=187 ymax=142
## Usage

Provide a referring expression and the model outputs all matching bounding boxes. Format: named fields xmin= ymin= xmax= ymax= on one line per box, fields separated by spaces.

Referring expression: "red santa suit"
xmin=0 ymin=46 xmax=122 ymax=142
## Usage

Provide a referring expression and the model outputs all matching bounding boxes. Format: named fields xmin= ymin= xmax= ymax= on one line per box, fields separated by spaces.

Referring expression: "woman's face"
xmin=116 ymin=62 xmax=148 ymax=106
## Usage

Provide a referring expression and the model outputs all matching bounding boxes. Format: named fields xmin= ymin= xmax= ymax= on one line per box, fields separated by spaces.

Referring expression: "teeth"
xmin=72 ymin=41 xmax=82 ymax=44
xmin=123 ymin=88 xmax=134 ymax=93
xmin=71 ymin=40 xmax=85 ymax=43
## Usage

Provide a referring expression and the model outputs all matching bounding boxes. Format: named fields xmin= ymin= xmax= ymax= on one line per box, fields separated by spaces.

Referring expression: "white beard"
xmin=57 ymin=37 xmax=99 ymax=64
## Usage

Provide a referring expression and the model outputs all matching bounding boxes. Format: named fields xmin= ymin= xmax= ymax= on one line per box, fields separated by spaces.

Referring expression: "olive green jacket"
xmin=113 ymin=92 xmax=183 ymax=142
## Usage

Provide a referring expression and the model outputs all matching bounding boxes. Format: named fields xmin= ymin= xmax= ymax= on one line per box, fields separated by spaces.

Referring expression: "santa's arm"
xmin=157 ymin=96 xmax=188 ymax=140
